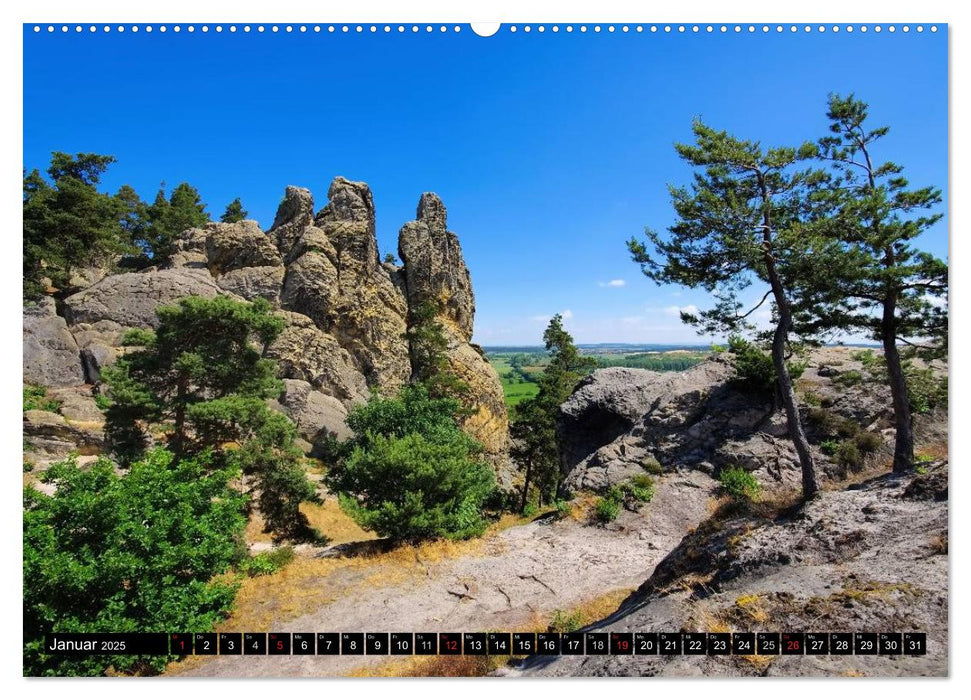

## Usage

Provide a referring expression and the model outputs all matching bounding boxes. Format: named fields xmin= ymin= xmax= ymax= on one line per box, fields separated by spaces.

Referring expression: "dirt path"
xmin=167 ymin=469 xmax=715 ymax=677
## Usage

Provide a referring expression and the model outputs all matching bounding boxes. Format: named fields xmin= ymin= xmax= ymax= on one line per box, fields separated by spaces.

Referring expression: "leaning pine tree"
xmin=628 ymin=121 xmax=843 ymax=500
xmin=816 ymin=94 xmax=947 ymax=473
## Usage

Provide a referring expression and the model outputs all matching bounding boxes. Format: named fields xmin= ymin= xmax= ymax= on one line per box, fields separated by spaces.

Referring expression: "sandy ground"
xmin=166 ymin=469 xmax=715 ymax=677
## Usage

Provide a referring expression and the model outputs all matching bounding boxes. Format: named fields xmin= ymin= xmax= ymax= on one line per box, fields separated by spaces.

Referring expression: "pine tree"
xmin=220 ymin=197 xmax=248 ymax=223
xmin=816 ymin=94 xmax=947 ymax=473
xmin=103 ymin=295 xmax=321 ymax=541
xmin=511 ymin=314 xmax=596 ymax=510
xmin=628 ymin=121 xmax=839 ymax=500
xmin=23 ymin=153 xmax=132 ymax=298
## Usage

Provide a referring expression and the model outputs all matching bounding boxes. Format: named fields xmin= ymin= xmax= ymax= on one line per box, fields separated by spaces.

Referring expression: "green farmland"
xmin=486 ymin=346 xmax=709 ymax=409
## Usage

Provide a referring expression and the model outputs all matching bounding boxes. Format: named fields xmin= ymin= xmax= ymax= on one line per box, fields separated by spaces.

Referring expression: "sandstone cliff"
xmin=22 ymin=177 xmax=509 ymax=468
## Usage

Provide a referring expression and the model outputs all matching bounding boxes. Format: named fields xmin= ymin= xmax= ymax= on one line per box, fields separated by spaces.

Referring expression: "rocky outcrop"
xmin=398 ymin=193 xmax=475 ymax=340
xmin=23 ymin=297 xmax=85 ymax=387
xmin=25 ymin=177 xmax=509 ymax=473
xmin=63 ymin=268 xmax=227 ymax=328
xmin=271 ymin=379 xmax=353 ymax=456
xmin=512 ymin=465 xmax=948 ymax=677
xmin=270 ymin=186 xmax=316 ymax=262
xmin=278 ymin=177 xmax=411 ymax=391
xmin=205 ymin=220 xmax=282 ymax=273
xmin=23 ymin=409 xmax=104 ymax=460
xmin=398 ymin=194 xmax=508 ymax=458
xmin=265 ymin=311 xmax=369 ymax=407
xmin=558 ymin=358 xmax=748 ymax=491
xmin=216 ymin=265 xmax=285 ymax=306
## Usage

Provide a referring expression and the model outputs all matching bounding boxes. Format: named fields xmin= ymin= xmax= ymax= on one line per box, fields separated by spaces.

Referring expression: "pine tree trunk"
xmin=520 ymin=459 xmax=533 ymax=514
xmin=882 ymin=303 xmax=914 ymax=473
xmin=758 ymin=175 xmax=819 ymax=500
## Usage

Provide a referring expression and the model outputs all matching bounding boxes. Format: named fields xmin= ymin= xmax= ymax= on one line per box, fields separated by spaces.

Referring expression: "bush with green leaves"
xmin=640 ymin=456 xmax=664 ymax=475
xmin=727 ymin=335 xmax=806 ymax=397
xmin=23 ymin=384 xmax=60 ymax=412
xmin=23 ymin=450 xmax=246 ymax=676
xmin=624 ymin=474 xmax=656 ymax=503
xmin=718 ymin=466 xmax=761 ymax=501
xmin=240 ymin=546 xmax=295 ymax=577
xmin=854 ymin=431 xmax=883 ymax=454
xmin=904 ymin=364 xmax=947 ymax=414
xmin=594 ymin=497 xmax=621 ymax=523
xmin=326 ymin=385 xmax=495 ymax=542
xmin=835 ymin=441 xmax=862 ymax=469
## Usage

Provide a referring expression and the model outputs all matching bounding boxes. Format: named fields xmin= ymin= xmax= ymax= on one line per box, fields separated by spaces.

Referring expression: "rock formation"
xmin=398 ymin=193 xmax=508 ymax=457
xmin=23 ymin=176 xmax=509 ymax=473
xmin=511 ymin=464 xmax=948 ymax=678
xmin=278 ymin=178 xmax=411 ymax=392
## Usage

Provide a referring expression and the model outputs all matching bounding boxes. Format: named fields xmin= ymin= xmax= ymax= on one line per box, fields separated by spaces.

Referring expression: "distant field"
xmin=486 ymin=348 xmax=709 ymax=409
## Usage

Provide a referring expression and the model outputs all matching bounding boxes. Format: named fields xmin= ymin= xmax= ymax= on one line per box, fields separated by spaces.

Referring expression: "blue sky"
xmin=23 ymin=25 xmax=948 ymax=345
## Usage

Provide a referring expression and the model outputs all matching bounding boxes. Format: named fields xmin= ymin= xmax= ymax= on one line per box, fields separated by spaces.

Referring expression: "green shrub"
xmin=802 ymin=390 xmax=822 ymax=407
xmin=93 ymin=393 xmax=112 ymax=411
xmin=23 ymin=385 xmax=60 ymax=413
xmin=548 ymin=609 xmax=583 ymax=633
xmin=854 ymin=431 xmax=883 ymax=454
xmin=625 ymin=474 xmax=656 ymax=503
xmin=640 ymin=456 xmax=664 ymax=475
xmin=522 ymin=502 xmax=538 ymax=518
xmin=240 ymin=546 xmax=295 ymax=577
xmin=327 ymin=386 xmax=495 ymax=542
xmin=807 ymin=407 xmax=839 ymax=435
xmin=851 ymin=349 xmax=879 ymax=368
xmin=835 ymin=441 xmax=861 ymax=469
xmin=718 ymin=467 xmax=761 ymax=501
xmin=836 ymin=418 xmax=860 ymax=438
xmin=728 ymin=335 xmax=806 ymax=397
xmin=594 ymin=497 xmax=620 ymax=522
xmin=905 ymin=365 xmax=947 ymax=414
xmin=833 ymin=370 xmax=864 ymax=387
xmin=554 ymin=500 xmax=573 ymax=519
xmin=819 ymin=439 xmax=840 ymax=456
xmin=23 ymin=450 xmax=246 ymax=676
xmin=120 ymin=327 xmax=156 ymax=346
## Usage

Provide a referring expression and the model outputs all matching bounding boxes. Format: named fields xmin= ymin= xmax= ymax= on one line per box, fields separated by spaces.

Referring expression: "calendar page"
xmin=20 ymin=10 xmax=949 ymax=682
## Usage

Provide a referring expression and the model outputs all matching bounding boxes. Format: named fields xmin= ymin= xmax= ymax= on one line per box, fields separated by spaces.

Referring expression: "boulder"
xmin=205 ymin=220 xmax=282 ymax=273
xmin=280 ymin=178 xmax=411 ymax=391
xmin=266 ymin=311 xmax=369 ymax=406
xmin=48 ymin=387 xmax=105 ymax=423
xmin=69 ymin=319 xmax=128 ymax=383
xmin=216 ymin=265 xmax=285 ymax=306
xmin=23 ymin=297 xmax=85 ymax=388
xmin=63 ymin=268 xmax=227 ymax=328
xmin=272 ymin=379 xmax=352 ymax=455
xmin=559 ymin=357 xmax=768 ymax=491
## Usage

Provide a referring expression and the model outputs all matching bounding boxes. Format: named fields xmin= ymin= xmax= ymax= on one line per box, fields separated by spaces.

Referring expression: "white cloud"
xmin=598 ymin=279 xmax=627 ymax=288
xmin=561 ymin=309 xmax=574 ymax=320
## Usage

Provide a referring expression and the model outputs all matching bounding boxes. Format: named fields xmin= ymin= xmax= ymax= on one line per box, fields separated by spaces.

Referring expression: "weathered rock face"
xmin=23 ymin=297 xmax=85 ymax=387
xmin=278 ymin=177 xmax=411 ymax=391
xmin=271 ymin=378 xmax=353 ymax=456
xmin=265 ymin=311 xmax=369 ymax=407
xmin=513 ymin=465 xmax=949 ymax=678
xmin=63 ymin=268 xmax=226 ymax=328
xmin=270 ymin=186 xmax=316 ymax=262
xmin=205 ymin=220 xmax=283 ymax=273
xmin=559 ymin=359 xmax=747 ymax=491
xmin=398 ymin=193 xmax=475 ymax=340
xmin=25 ymin=176 xmax=510 ymax=472
xmin=216 ymin=266 xmax=285 ymax=306
xmin=398 ymin=193 xmax=508 ymax=459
